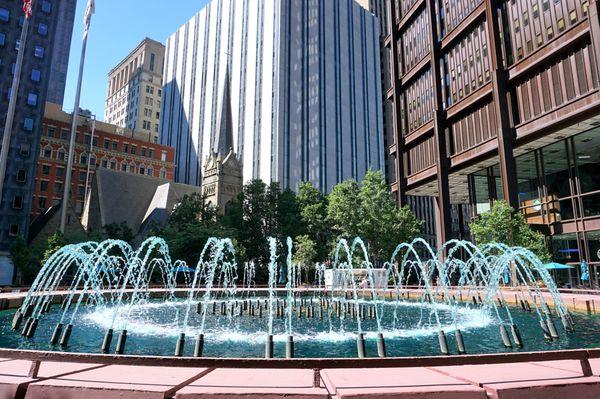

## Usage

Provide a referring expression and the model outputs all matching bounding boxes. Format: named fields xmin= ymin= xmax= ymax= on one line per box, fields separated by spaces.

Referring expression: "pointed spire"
xmin=213 ymin=66 xmax=234 ymax=159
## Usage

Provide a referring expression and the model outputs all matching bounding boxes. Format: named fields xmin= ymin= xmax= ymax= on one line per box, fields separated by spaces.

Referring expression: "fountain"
xmin=3 ymin=236 xmax=597 ymax=359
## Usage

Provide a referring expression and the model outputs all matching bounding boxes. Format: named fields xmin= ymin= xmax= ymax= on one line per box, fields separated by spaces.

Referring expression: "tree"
xmin=170 ymin=192 xmax=217 ymax=229
xmin=358 ymin=169 xmax=422 ymax=262
xmin=42 ymin=231 xmax=66 ymax=265
xmin=10 ymin=236 xmax=41 ymax=285
xmin=327 ymin=179 xmax=361 ymax=239
xmin=240 ymin=179 xmax=269 ymax=266
xmin=104 ymin=222 xmax=134 ymax=243
xmin=297 ymin=182 xmax=331 ymax=261
xmin=293 ymin=235 xmax=317 ymax=267
xmin=277 ymin=187 xmax=302 ymax=240
xmin=469 ymin=200 xmax=550 ymax=262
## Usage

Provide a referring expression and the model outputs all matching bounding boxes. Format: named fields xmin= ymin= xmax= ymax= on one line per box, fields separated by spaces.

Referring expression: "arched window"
xmin=146 ymin=166 xmax=153 ymax=176
xmin=42 ymin=145 xmax=52 ymax=158
xmin=159 ymin=168 xmax=166 ymax=179
xmin=89 ymin=154 xmax=96 ymax=166
xmin=101 ymin=157 xmax=108 ymax=168
xmin=110 ymin=158 xmax=117 ymax=170
xmin=120 ymin=161 xmax=127 ymax=172
xmin=79 ymin=152 xmax=88 ymax=165
xmin=56 ymin=147 xmax=66 ymax=161
xmin=129 ymin=162 xmax=136 ymax=173
xmin=139 ymin=164 xmax=146 ymax=175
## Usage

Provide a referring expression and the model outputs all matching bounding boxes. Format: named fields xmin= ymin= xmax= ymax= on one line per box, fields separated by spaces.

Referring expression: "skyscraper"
xmin=104 ymin=38 xmax=165 ymax=141
xmin=0 ymin=0 xmax=76 ymax=283
xmin=385 ymin=0 xmax=600 ymax=283
xmin=161 ymin=0 xmax=384 ymax=192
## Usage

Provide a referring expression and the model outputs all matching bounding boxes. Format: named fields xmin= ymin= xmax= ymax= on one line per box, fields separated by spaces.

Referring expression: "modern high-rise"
xmin=104 ymin=38 xmax=165 ymax=141
xmin=0 ymin=0 xmax=76 ymax=283
xmin=161 ymin=0 xmax=384 ymax=192
xmin=46 ymin=0 xmax=76 ymax=106
xmin=385 ymin=0 xmax=600 ymax=284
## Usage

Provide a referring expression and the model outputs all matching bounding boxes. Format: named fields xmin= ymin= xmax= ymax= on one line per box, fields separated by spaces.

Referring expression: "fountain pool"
xmin=4 ymin=236 xmax=599 ymax=358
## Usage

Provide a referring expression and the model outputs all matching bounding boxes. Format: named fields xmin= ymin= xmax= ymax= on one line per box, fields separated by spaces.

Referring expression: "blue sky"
xmin=63 ymin=0 xmax=210 ymax=120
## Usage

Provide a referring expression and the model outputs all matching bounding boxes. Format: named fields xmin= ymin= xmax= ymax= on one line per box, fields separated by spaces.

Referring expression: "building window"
xmin=41 ymin=1 xmax=52 ymax=13
xmin=147 ymin=167 xmax=153 ymax=176
xmin=20 ymin=144 xmax=30 ymax=157
xmin=42 ymin=164 xmax=50 ymax=175
xmin=57 ymin=148 xmax=66 ymax=161
xmin=150 ymin=53 xmax=155 ymax=71
xmin=56 ymin=167 xmax=64 ymax=178
xmin=54 ymin=181 xmax=63 ymax=193
xmin=80 ymin=153 xmax=88 ymax=165
xmin=42 ymin=146 xmax=52 ymax=158
xmin=12 ymin=196 xmax=23 ymax=210
xmin=101 ymin=158 xmax=108 ymax=168
xmin=16 ymin=169 xmax=27 ymax=183
xmin=0 ymin=32 xmax=5 ymax=47
xmin=46 ymin=127 xmax=55 ymax=137
xmin=112 ymin=141 xmax=118 ymax=151
xmin=159 ymin=168 xmax=166 ymax=179
xmin=141 ymin=147 xmax=147 ymax=157
xmin=131 ymin=145 xmax=137 ymax=155
xmin=161 ymin=151 xmax=167 ymax=161
xmin=123 ymin=143 xmax=129 ymax=153
xmin=23 ymin=117 xmax=34 ymax=131
xmin=129 ymin=163 xmax=136 ymax=173
xmin=121 ymin=162 xmax=127 ymax=172
xmin=0 ymin=8 xmax=9 ymax=22
xmin=38 ymin=23 xmax=48 ymax=36
xmin=31 ymin=69 xmax=41 ymax=82
xmin=9 ymin=224 xmax=19 ymax=237
xmin=38 ymin=197 xmax=47 ymax=209
xmin=34 ymin=45 xmax=44 ymax=58
xmin=40 ymin=180 xmax=49 ymax=192
xmin=574 ymin=131 xmax=600 ymax=194
xmin=139 ymin=165 xmax=145 ymax=175
xmin=89 ymin=154 xmax=96 ymax=166
xmin=110 ymin=159 xmax=116 ymax=169
xmin=27 ymin=93 xmax=38 ymax=106
xmin=149 ymin=148 xmax=154 ymax=158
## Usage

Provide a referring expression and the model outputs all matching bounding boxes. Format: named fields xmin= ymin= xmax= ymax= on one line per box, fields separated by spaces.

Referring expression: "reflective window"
xmin=551 ymin=233 xmax=580 ymax=263
xmin=38 ymin=23 xmax=48 ymax=36
xmin=0 ymin=8 xmax=8 ymax=22
xmin=516 ymin=151 xmax=540 ymax=205
xmin=23 ymin=117 xmax=33 ymax=131
xmin=31 ymin=69 xmax=41 ymax=82
xmin=574 ymin=129 xmax=600 ymax=194
xmin=0 ymin=32 xmax=5 ymax=46
xmin=492 ymin=164 xmax=504 ymax=200
xmin=34 ymin=46 xmax=44 ymax=58
xmin=582 ymin=193 xmax=600 ymax=218
xmin=472 ymin=171 xmax=490 ymax=214
xmin=543 ymin=141 xmax=571 ymax=199
xmin=587 ymin=231 xmax=600 ymax=264
xmin=41 ymin=1 xmax=52 ymax=13
xmin=27 ymin=93 xmax=38 ymax=106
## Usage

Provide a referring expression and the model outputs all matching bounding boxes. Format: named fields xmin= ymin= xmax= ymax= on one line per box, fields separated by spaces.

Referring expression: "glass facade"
xmin=468 ymin=127 xmax=600 ymax=286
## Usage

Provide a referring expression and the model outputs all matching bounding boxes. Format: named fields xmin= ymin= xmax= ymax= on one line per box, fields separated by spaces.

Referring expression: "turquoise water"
xmin=1 ymin=297 xmax=599 ymax=358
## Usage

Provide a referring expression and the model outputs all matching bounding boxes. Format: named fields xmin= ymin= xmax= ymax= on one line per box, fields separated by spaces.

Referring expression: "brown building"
xmin=32 ymin=103 xmax=176 ymax=218
xmin=385 ymin=0 xmax=600 ymax=284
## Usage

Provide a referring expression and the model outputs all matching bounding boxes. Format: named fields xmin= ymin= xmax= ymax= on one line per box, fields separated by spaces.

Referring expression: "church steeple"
xmin=213 ymin=67 xmax=234 ymax=159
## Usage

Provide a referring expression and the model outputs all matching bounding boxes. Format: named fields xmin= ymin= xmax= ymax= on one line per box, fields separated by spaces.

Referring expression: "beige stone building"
xmin=104 ymin=38 xmax=165 ymax=141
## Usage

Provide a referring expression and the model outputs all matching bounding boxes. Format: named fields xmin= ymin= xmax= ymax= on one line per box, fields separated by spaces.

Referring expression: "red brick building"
xmin=32 ymin=103 xmax=176 ymax=218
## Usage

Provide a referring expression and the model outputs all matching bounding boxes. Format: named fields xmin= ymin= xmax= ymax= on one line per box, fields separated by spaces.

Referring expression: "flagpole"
xmin=59 ymin=5 xmax=93 ymax=233
xmin=0 ymin=5 xmax=33 ymax=209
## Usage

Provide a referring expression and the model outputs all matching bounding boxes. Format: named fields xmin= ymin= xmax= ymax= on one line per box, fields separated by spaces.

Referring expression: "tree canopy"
xmin=469 ymin=200 xmax=550 ymax=262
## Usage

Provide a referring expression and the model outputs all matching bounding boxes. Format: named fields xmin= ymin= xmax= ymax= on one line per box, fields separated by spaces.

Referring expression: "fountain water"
xmin=7 ymin=236 xmax=587 ymax=359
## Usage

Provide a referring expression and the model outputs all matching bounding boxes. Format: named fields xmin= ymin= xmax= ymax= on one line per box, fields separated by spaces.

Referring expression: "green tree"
xmin=10 ymin=236 xmax=41 ymax=285
xmin=157 ymin=192 xmax=235 ymax=266
xmin=240 ymin=179 xmax=269 ymax=265
xmin=293 ymin=234 xmax=317 ymax=266
xmin=358 ymin=169 xmax=422 ymax=262
xmin=277 ymin=187 xmax=302 ymax=239
xmin=297 ymin=181 xmax=331 ymax=261
xmin=327 ymin=179 xmax=361 ymax=239
xmin=104 ymin=222 xmax=134 ymax=243
xmin=469 ymin=200 xmax=550 ymax=262
xmin=42 ymin=231 xmax=66 ymax=265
